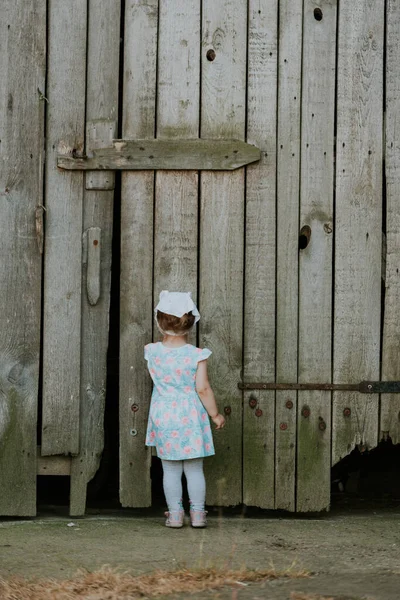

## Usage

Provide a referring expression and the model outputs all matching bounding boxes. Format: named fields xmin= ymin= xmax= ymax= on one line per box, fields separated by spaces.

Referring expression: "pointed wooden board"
xmin=69 ymin=0 xmax=120 ymax=516
xmin=57 ymin=139 xmax=260 ymax=171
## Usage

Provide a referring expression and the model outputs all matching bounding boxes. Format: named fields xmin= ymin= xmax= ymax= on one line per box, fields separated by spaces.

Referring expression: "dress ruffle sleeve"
xmin=144 ymin=344 xmax=151 ymax=361
xmin=196 ymin=348 xmax=212 ymax=363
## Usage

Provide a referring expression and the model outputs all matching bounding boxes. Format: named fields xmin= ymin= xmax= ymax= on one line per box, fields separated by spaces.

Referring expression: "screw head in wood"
xmin=319 ymin=420 xmax=327 ymax=431
xmin=130 ymin=428 xmax=137 ymax=436
xmin=224 ymin=406 xmax=232 ymax=415
xmin=301 ymin=406 xmax=310 ymax=418
xmin=249 ymin=398 xmax=257 ymax=409
xmin=280 ymin=422 xmax=288 ymax=430
xmin=131 ymin=403 xmax=139 ymax=412
xmin=286 ymin=400 xmax=293 ymax=409
xmin=343 ymin=407 xmax=351 ymax=417
xmin=255 ymin=408 xmax=263 ymax=417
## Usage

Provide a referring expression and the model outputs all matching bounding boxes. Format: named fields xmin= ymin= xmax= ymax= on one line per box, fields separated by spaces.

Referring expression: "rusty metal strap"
xmin=238 ymin=381 xmax=400 ymax=394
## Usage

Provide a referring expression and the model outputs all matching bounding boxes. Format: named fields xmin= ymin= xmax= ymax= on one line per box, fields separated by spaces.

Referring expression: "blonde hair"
xmin=156 ymin=310 xmax=195 ymax=335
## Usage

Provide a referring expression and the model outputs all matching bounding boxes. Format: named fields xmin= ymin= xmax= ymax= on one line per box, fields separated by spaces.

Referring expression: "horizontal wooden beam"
xmin=57 ymin=139 xmax=261 ymax=171
xmin=37 ymin=447 xmax=71 ymax=475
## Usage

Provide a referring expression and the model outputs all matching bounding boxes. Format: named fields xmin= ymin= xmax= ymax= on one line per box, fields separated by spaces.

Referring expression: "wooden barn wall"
xmin=1 ymin=0 xmax=399 ymax=515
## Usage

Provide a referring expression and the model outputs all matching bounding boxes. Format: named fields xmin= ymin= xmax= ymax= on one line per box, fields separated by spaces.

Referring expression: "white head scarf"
xmin=155 ymin=290 xmax=200 ymax=335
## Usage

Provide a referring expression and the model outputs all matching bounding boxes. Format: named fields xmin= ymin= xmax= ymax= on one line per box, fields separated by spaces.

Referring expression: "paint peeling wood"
xmin=296 ymin=0 xmax=336 ymax=513
xmin=42 ymin=0 xmax=87 ymax=456
xmin=154 ymin=0 xmax=200 ymax=349
xmin=275 ymin=0 xmax=302 ymax=512
xmin=119 ymin=0 xmax=158 ymax=508
xmin=243 ymin=0 xmax=277 ymax=509
xmin=200 ymin=0 xmax=247 ymax=506
xmin=0 ymin=0 xmax=45 ymax=516
xmin=85 ymin=120 xmax=116 ymax=190
xmin=57 ymin=139 xmax=260 ymax=171
xmin=69 ymin=0 xmax=120 ymax=516
xmin=333 ymin=0 xmax=383 ymax=465
xmin=381 ymin=0 xmax=400 ymax=445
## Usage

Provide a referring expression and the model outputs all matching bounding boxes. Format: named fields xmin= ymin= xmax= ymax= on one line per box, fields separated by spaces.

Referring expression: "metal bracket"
xmin=238 ymin=381 xmax=400 ymax=394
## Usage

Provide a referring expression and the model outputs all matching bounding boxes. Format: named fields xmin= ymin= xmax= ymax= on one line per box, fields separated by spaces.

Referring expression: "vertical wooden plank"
xmin=119 ymin=0 xmax=158 ymax=507
xmin=200 ymin=0 xmax=246 ymax=506
xmin=381 ymin=0 xmax=400 ymax=444
xmin=333 ymin=0 xmax=383 ymax=464
xmin=0 ymin=0 xmax=45 ymax=516
xmin=154 ymin=0 xmax=200 ymax=334
xmin=70 ymin=0 xmax=120 ymax=516
xmin=42 ymin=0 xmax=87 ymax=456
xmin=296 ymin=0 xmax=336 ymax=513
xmin=243 ymin=0 xmax=277 ymax=509
xmin=275 ymin=0 xmax=302 ymax=511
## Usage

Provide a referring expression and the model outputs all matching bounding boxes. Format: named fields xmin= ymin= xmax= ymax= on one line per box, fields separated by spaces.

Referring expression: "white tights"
xmin=161 ymin=458 xmax=205 ymax=512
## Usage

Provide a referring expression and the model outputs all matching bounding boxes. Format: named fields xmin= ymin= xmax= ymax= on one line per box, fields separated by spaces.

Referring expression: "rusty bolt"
xmin=280 ymin=422 xmax=288 ymax=431
xmin=131 ymin=403 xmax=139 ymax=412
xmin=249 ymin=398 xmax=257 ymax=409
xmin=255 ymin=408 xmax=263 ymax=417
xmin=206 ymin=49 xmax=216 ymax=61
xmin=301 ymin=406 xmax=310 ymax=418
xmin=319 ymin=420 xmax=327 ymax=431
xmin=224 ymin=406 xmax=232 ymax=416
xmin=343 ymin=407 xmax=351 ymax=417
xmin=323 ymin=223 xmax=332 ymax=234
xmin=286 ymin=400 xmax=293 ymax=409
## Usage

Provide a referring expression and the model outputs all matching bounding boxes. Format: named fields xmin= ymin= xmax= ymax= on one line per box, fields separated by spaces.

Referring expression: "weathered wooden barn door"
xmin=118 ymin=0 xmax=391 ymax=512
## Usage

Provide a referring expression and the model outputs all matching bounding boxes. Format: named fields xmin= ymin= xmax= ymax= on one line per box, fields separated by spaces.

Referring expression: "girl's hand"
xmin=211 ymin=413 xmax=225 ymax=429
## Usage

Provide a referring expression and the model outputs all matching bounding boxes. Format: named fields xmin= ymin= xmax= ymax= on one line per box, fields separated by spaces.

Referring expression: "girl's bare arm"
xmin=196 ymin=360 xmax=225 ymax=429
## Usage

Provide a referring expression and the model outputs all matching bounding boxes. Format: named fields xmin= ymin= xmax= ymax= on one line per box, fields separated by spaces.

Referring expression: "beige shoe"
xmin=190 ymin=509 xmax=207 ymax=528
xmin=164 ymin=510 xmax=184 ymax=528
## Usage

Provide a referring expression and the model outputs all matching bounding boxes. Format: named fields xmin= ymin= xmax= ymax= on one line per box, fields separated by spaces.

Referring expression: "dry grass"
xmin=0 ymin=564 xmax=309 ymax=600
xmin=291 ymin=594 xmax=336 ymax=600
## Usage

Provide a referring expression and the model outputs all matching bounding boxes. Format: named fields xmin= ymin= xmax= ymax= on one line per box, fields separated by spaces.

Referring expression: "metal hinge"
xmin=238 ymin=381 xmax=400 ymax=394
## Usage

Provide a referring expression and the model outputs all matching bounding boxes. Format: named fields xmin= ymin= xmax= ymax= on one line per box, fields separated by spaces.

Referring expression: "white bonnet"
xmin=154 ymin=290 xmax=200 ymax=325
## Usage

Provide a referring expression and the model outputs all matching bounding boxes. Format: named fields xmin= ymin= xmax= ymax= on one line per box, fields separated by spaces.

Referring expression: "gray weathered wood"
xmin=275 ymin=0 xmax=302 ymax=512
xmin=333 ymin=0 xmax=383 ymax=465
xmin=200 ymin=0 xmax=247 ymax=506
xmin=296 ymin=0 xmax=336 ymax=512
xmin=0 ymin=0 xmax=45 ymax=516
xmin=119 ymin=0 xmax=158 ymax=508
xmin=243 ymin=0 xmax=277 ymax=509
xmin=69 ymin=0 xmax=120 ymax=516
xmin=42 ymin=0 xmax=87 ymax=456
xmin=57 ymin=139 xmax=260 ymax=171
xmin=37 ymin=450 xmax=71 ymax=476
xmin=86 ymin=120 xmax=116 ymax=190
xmin=381 ymin=0 xmax=400 ymax=445
xmin=154 ymin=0 xmax=200 ymax=348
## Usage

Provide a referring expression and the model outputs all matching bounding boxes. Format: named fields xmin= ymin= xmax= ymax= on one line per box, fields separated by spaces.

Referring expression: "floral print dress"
xmin=144 ymin=342 xmax=215 ymax=460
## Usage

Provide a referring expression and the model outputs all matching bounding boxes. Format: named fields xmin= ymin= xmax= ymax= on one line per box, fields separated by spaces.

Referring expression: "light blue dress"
xmin=144 ymin=342 xmax=215 ymax=460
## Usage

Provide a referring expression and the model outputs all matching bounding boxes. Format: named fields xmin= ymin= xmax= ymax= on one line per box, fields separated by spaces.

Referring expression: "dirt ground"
xmin=1 ymin=502 xmax=399 ymax=600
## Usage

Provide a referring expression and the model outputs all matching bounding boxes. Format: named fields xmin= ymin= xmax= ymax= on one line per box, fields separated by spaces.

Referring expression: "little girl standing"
xmin=145 ymin=290 xmax=225 ymax=528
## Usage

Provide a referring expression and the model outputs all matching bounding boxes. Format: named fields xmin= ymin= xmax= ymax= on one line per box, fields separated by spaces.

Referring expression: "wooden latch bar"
xmin=57 ymin=139 xmax=261 ymax=171
xmin=238 ymin=381 xmax=400 ymax=394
